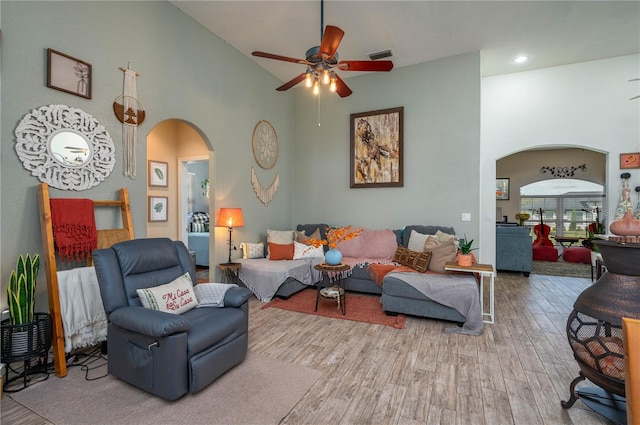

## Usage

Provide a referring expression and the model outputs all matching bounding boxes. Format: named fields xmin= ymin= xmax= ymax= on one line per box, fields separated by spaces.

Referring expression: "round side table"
xmin=314 ymin=263 xmax=351 ymax=315
xmin=219 ymin=262 xmax=241 ymax=284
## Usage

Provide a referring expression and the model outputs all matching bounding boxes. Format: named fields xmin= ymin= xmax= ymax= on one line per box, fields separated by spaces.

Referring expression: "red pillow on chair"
xmin=268 ymin=242 xmax=294 ymax=260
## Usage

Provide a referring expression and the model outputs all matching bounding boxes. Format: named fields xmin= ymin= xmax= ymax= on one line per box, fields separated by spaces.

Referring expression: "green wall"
xmin=0 ymin=1 xmax=295 ymax=310
xmin=291 ymin=52 xmax=481 ymax=236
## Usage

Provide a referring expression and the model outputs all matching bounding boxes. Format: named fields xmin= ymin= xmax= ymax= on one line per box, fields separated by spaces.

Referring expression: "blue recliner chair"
xmin=93 ymin=238 xmax=252 ymax=401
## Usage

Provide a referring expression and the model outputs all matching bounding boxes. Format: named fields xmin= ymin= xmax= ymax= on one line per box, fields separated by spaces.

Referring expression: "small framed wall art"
xmin=496 ymin=178 xmax=510 ymax=200
xmin=620 ymin=152 xmax=640 ymax=169
xmin=47 ymin=49 xmax=92 ymax=99
xmin=350 ymin=107 xmax=403 ymax=188
xmin=148 ymin=196 xmax=168 ymax=222
xmin=148 ymin=161 xmax=168 ymax=187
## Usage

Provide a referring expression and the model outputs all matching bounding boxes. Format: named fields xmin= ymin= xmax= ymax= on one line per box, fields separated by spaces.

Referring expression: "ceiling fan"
xmin=251 ymin=1 xmax=393 ymax=97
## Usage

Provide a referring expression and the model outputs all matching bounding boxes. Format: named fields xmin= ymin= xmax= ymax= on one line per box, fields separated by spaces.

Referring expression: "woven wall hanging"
xmin=251 ymin=120 xmax=279 ymax=204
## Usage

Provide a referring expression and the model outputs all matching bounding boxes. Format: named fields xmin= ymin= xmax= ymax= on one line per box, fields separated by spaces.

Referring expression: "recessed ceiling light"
xmin=514 ymin=56 xmax=529 ymax=64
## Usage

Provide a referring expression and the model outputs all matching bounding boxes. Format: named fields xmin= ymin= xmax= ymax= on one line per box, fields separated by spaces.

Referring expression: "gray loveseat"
xmin=93 ymin=238 xmax=252 ymax=401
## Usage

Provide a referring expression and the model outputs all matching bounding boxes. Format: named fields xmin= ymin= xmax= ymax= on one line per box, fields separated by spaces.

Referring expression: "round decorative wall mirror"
xmin=14 ymin=104 xmax=115 ymax=190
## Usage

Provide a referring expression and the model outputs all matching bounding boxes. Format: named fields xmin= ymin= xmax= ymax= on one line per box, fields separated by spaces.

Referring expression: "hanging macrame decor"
xmin=114 ymin=65 xmax=144 ymax=178
xmin=251 ymin=120 xmax=280 ymax=204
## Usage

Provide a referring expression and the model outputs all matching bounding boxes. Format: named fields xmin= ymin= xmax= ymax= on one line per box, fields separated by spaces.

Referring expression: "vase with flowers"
xmin=305 ymin=225 xmax=363 ymax=265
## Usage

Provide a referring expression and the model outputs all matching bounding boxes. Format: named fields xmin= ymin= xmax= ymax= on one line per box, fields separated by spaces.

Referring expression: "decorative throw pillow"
xmin=435 ymin=230 xmax=458 ymax=245
xmin=136 ymin=272 xmax=198 ymax=314
xmin=268 ymin=242 xmax=294 ymax=260
xmin=296 ymin=228 xmax=321 ymax=243
xmin=194 ymin=283 xmax=237 ymax=308
xmin=293 ymin=241 xmax=324 ymax=259
xmin=425 ymin=238 xmax=457 ymax=273
xmin=241 ymin=242 xmax=265 ymax=259
xmin=393 ymin=246 xmax=432 ymax=273
xmin=408 ymin=229 xmax=432 ymax=252
xmin=267 ymin=229 xmax=296 ymax=245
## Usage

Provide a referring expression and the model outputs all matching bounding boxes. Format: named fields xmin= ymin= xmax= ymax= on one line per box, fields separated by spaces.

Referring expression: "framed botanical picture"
xmin=47 ymin=49 xmax=92 ymax=99
xmin=496 ymin=178 xmax=510 ymax=200
xmin=148 ymin=160 xmax=168 ymax=187
xmin=620 ymin=152 xmax=640 ymax=169
xmin=148 ymin=196 xmax=168 ymax=222
xmin=350 ymin=107 xmax=403 ymax=188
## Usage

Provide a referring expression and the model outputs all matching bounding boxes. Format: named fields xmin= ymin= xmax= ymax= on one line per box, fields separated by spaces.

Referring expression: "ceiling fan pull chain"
xmin=317 ymin=91 xmax=321 ymax=127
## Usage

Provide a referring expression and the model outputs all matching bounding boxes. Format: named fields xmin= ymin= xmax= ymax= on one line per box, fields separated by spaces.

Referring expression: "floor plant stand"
xmin=0 ymin=313 xmax=53 ymax=392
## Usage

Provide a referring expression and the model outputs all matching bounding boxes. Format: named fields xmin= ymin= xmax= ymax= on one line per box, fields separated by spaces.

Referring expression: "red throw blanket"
xmin=368 ymin=264 xmax=416 ymax=286
xmin=50 ymin=199 xmax=97 ymax=261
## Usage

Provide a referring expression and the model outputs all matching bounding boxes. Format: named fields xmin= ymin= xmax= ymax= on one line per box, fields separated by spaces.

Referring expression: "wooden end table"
xmin=444 ymin=262 xmax=495 ymax=324
xmin=219 ymin=262 xmax=241 ymax=284
xmin=314 ymin=263 xmax=351 ymax=315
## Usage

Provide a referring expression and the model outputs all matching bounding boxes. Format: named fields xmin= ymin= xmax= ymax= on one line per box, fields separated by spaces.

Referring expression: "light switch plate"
xmin=461 ymin=213 xmax=472 ymax=222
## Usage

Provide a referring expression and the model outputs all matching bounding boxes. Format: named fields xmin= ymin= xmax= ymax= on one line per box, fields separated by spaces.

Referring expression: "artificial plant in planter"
xmin=7 ymin=254 xmax=40 ymax=327
xmin=456 ymin=236 xmax=477 ymax=267
xmin=2 ymin=254 xmax=46 ymax=358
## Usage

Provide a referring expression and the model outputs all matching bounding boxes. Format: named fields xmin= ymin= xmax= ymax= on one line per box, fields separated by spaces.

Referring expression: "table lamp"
xmin=217 ymin=208 xmax=244 ymax=265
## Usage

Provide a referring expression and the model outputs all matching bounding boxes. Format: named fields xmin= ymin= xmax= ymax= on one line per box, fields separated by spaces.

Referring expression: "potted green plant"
xmin=457 ymin=236 xmax=477 ymax=267
xmin=5 ymin=254 xmax=40 ymax=355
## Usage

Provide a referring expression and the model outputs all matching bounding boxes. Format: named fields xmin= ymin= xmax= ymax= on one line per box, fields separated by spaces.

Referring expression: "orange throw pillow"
xmin=268 ymin=242 xmax=294 ymax=260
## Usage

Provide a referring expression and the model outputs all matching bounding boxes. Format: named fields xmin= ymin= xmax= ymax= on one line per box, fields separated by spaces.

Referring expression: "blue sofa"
xmin=496 ymin=225 xmax=532 ymax=276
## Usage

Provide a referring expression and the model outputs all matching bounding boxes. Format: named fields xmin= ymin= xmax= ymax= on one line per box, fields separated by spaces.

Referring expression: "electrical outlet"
xmin=461 ymin=213 xmax=472 ymax=222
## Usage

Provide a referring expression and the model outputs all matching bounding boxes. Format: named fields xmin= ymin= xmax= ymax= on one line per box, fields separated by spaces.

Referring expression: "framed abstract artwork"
xmin=47 ymin=49 xmax=92 ymax=99
xmin=496 ymin=178 xmax=510 ymax=200
xmin=350 ymin=107 xmax=403 ymax=188
xmin=148 ymin=161 xmax=168 ymax=187
xmin=620 ymin=152 xmax=640 ymax=169
xmin=148 ymin=196 xmax=168 ymax=222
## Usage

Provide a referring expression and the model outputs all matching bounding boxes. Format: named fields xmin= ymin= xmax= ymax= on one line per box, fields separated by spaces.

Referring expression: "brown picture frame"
xmin=350 ymin=107 xmax=403 ymax=188
xmin=47 ymin=48 xmax=92 ymax=99
xmin=148 ymin=161 xmax=168 ymax=187
xmin=620 ymin=152 xmax=640 ymax=169
xmin=148 ymin=196 xmax=168 ymax=222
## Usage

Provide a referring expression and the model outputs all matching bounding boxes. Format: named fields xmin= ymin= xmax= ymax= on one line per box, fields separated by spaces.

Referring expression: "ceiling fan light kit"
xmin=251 ymin=1 xmax=393 ymax=97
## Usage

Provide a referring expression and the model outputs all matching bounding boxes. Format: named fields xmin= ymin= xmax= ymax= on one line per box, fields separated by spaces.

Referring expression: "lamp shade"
xmin=216 ymin=208 xmax=244 ymax=228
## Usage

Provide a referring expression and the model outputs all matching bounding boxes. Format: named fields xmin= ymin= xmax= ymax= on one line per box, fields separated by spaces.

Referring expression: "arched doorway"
xmin=146 ymin=119 xmax=214 ymax=267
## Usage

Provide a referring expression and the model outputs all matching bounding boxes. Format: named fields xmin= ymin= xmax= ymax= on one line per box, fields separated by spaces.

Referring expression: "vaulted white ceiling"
xmin=172 ymin=0 xmax=640 ymax=85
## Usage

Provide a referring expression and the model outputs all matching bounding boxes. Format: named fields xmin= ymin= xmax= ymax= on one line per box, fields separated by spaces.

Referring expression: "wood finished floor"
xmin=2 ymin=272 xmax=616 ymax=425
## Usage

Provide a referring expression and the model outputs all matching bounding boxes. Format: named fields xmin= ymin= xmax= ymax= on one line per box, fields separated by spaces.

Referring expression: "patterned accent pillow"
xmin=241 ymin=242 xmax=265 ymax=259
xmin=293 ymin=241 xmax=324 ymax=259
xmin=136 ymin=272 xmax=198 ymax=314
xmin=191 ymin=222 xmax=207 ymax=233
xmin=268 ymin=242 xmax=294 ymax=260
xmin=393 ymin=246 xmax=432 ymax=273
xmin=191 ymin=212 xmax=210 ymax=224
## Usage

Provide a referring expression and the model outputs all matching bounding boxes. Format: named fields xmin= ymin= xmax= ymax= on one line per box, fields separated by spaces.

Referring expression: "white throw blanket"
xmin=386 ymin=271 xmax=484 ymax=336
xmin=57 ymin=266 xmax=108 ymax=352
xmin=194 ymin=283 xmax=237 ymax=307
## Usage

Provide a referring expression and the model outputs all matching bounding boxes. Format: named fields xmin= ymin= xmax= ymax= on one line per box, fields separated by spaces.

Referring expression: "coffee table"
xmin=314 ymin=263 xmax=350 ymax=315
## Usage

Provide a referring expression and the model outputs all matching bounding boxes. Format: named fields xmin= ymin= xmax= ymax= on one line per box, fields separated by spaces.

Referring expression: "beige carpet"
xmin=10 ymin=352 xmax=322 ymax=425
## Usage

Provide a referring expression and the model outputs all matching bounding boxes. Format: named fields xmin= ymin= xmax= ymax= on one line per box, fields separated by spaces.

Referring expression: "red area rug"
xmin=262 ymin=288 xmax=406 ymax=329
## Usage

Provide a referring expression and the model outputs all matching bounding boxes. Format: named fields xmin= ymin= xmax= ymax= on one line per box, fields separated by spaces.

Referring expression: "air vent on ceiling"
xmin=368 ymin=49 xmax=393 ymax=61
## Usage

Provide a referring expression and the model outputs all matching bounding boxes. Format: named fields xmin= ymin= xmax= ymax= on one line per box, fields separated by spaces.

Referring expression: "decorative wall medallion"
xmin=251 ymin=167 xmax=279 ymax=205
xmin=251 ymin=120 xmax=279 ymax=170
xmin=539 ymin=164 xmax=587 ymax=178
xmin=14 ymin=104 xmax=115 ymax=190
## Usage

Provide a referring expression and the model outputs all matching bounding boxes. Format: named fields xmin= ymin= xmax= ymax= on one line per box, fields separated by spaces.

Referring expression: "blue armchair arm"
xmin=109 ymin=306 xmax=190 ymax=338
xmin=223 ymin=287 xmax=253 ymax=307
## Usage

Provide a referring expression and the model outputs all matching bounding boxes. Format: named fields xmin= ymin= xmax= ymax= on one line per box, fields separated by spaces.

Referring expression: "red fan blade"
xmin=276 ymin=73 xmax=306 ymax=91
xmin=338 ymin=60 xmax=394 ymax=72
xmin=334 ymin=74 xmax=352 ymax=98
xmin=319 ymin=25 xmax=344 ymax=59
xmin=252 ymin=51 xmax=308 ymax=65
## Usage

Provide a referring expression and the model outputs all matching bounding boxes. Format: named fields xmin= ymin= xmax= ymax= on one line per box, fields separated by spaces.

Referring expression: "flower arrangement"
xmin=305 ymin=225 xmax=363 ymax=249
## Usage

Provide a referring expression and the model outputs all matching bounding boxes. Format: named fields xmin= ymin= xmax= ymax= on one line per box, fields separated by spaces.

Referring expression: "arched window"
xmin=520 ymin=179 xmax=605 ymax=238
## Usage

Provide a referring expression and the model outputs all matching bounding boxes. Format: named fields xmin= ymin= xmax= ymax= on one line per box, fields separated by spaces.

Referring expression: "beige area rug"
xmin=10 ymin=352 xmax=322 ymax=425
xmin=531 ymin=258 xmax=591 ymax=279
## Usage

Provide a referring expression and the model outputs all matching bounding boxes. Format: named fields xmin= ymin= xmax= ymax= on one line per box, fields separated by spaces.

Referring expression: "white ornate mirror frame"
xmin=15 ymin=104 xmax=116 ymax=191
